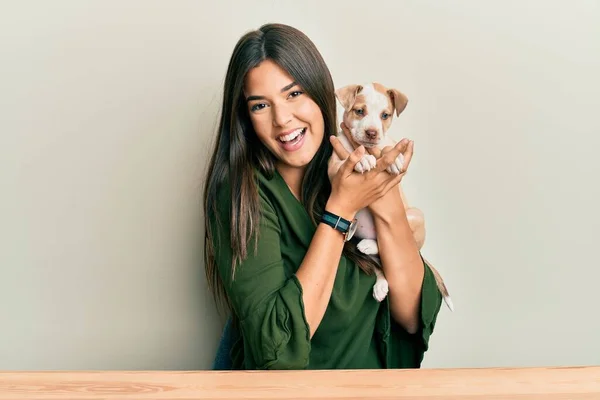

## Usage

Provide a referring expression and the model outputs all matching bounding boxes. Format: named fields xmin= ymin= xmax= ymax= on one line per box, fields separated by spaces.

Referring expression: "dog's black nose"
xmin=365 ymin=129 xmax=377 ymax=139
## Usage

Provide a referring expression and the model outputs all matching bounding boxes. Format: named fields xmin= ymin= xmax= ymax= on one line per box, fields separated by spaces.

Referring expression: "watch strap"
xmin=321 ymin=210 xmax=351 ymax=233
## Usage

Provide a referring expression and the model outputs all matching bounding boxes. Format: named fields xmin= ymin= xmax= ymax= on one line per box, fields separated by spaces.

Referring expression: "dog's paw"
xmin=357 ymin=239 xmax=379 ymax=255
xmin=386 ymin=153 xmax=405 ymax=175
xmin=372 ymin=279 xmax=389 ymax=302
xmin=354 ymin=154 xmax=377 ymax=173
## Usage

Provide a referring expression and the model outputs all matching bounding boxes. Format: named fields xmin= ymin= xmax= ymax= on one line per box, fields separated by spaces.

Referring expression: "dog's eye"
xmin=381 ymin=112 xmax=390 ymax=120
xmin=354 ymin=109 xmax=364 ymax=116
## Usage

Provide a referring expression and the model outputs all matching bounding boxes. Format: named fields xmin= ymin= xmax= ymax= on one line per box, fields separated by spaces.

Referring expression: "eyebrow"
xmin=246 ymin=81 xmax=298 ymax=102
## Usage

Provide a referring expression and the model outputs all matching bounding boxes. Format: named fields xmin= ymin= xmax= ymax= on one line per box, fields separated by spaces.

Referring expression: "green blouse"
xmin=210 ymin=168 xmax=442 ymax=370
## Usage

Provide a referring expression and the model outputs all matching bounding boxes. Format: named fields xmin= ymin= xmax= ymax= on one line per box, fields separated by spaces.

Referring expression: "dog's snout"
xmin=365 ymin=129 xmax=378 ymax=140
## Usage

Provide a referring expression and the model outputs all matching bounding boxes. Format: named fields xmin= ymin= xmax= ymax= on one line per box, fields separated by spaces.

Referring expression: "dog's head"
xmin=335 ymin=83 xmax=408 ymax=148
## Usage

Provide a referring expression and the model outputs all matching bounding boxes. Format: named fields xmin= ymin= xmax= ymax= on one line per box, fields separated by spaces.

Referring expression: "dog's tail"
xmin=423 ymin=257 xmax=454 ymax=312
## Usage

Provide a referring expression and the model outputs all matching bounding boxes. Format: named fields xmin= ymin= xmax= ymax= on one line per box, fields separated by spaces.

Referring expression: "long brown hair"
xmin=203 ymin=23 xmax=378 ymax=312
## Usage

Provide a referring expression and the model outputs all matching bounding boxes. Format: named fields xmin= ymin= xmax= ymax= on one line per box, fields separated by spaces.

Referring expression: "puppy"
xmin=329 ymin=82 xmax=453 ymax=311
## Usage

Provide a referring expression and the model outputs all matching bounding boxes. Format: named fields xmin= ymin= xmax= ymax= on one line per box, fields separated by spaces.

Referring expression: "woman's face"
xmin=244 ymin=59 xmax=325 ymax=173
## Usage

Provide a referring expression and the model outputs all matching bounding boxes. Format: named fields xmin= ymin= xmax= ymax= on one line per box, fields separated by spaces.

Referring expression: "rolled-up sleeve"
xmin=387 ymin=255 xmax=443 ymax=368
xmin=210 ymin=188 xmax=311 ymax=369
xmin=418 ymin=256 xmax=443 ymax=351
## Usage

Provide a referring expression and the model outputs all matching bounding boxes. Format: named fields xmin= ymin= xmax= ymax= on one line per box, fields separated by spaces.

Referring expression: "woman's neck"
xmin=276 ymin=163 xmax=305 ymax=201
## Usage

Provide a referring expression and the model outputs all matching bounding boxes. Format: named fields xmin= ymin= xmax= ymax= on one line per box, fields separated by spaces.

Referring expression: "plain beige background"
xmin=1 ymin=0 xmax=599 ymax=370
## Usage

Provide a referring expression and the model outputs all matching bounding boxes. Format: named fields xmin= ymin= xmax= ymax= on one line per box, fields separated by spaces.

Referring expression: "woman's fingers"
xmin=340 ymin=145 xmax=366 ymax=176
xmin=366 ymin=145 xmax=383 ymax=158
xmin=329 ymin=135 xmax=351 ymax=160
xmin=373 ymin=139 xmax=414 ymax=194
xmin=375 ymin=139 xmax=410 ymax=172
xmin=400 ymin=140 xmax=414 ymax=173
xmin=340 ymin=121 xmax=349 ymax=132
xmin=331 ymin=133 xmax=414 ymax=192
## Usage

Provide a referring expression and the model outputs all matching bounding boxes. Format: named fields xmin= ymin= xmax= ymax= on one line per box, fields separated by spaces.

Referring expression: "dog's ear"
xmin=335 ymin=84 xmax=363 ymax=111
xmin=387 ymin=88 xmax=408 ymax=116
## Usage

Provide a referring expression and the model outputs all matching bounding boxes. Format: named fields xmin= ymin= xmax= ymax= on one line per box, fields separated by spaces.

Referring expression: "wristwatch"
xmin=320 ymin=210 xmax=358 ymax=242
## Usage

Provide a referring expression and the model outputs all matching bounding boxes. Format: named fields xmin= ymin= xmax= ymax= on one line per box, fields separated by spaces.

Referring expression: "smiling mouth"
xmin=277 ymin=128 xmax=306 ymax=143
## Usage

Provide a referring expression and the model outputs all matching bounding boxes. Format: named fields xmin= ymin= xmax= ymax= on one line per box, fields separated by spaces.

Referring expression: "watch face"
xmin=345 ymin=218 xmax=358 ymax=241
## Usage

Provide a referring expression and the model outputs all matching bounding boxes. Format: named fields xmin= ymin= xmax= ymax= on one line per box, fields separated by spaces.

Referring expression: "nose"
xmin=272 ymin=103 xmax=292 ymax=127
xmin=365 ymin=129 xmax=378 ymax=140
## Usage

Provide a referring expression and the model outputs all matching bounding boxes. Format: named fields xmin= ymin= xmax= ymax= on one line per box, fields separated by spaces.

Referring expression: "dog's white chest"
xmin=354 ymin=208 xmax=377 ymax=240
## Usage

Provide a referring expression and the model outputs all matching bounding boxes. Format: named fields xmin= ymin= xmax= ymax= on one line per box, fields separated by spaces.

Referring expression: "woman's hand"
xmin=326 ymin=135 xmax=408 ymax=221
xmin=329 ymin=122 xmax=415 ymax=221
xmin=366 ymin=141 xmax=414 ymax=222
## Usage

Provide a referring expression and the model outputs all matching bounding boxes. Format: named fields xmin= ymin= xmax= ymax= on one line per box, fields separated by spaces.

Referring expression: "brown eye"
xmin=250 ymin=103 xmax=267 ymax=112
xmin=354 ymin=109 xmax=364 ymax=116
xmin=382 ymin=112 xmax=390 ymax=120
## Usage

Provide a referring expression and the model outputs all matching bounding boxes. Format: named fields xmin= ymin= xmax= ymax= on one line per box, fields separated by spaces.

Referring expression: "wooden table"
xmin=1 ymin=366 xmax=599 ymax=399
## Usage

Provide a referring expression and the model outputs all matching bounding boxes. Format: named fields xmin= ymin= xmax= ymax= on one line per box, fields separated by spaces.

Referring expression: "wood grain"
xmin=0 ymin=366 xmax=598 ymax=399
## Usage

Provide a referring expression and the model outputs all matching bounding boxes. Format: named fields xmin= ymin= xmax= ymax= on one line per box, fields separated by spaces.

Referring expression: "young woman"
xmin=203 ymin=23 xmax=442 ymax=370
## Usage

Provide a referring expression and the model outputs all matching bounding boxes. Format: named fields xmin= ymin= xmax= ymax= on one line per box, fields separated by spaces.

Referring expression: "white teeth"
xmin=279 ymin=128 xmax=304 ymax=142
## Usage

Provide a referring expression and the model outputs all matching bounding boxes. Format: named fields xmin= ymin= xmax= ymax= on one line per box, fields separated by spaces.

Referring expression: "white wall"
xmin=1 ymin=0 xmax=599 ymax=370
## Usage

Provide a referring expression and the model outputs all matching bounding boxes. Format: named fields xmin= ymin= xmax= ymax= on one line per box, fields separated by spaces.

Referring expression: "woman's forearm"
xmin=295 ymin=200 xmax=354 ymax=338
xmin=373 ymin=208 xmax=424 ymax=333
